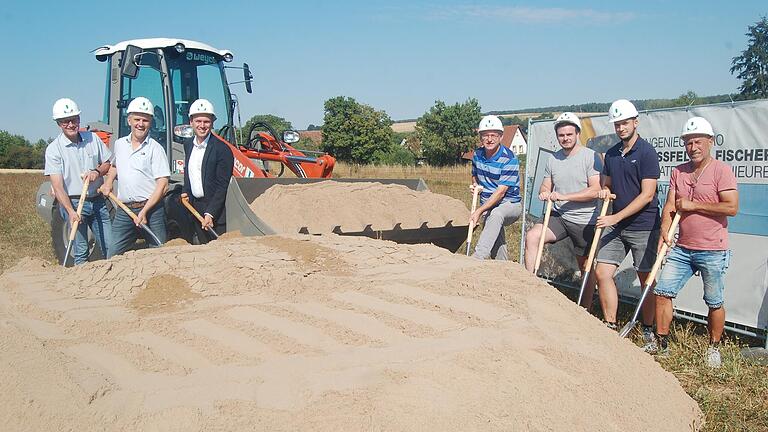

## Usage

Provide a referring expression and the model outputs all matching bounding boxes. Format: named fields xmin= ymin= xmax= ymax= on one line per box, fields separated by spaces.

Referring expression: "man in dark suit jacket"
xmin=182 ymin=99 xmax=234 ymax=243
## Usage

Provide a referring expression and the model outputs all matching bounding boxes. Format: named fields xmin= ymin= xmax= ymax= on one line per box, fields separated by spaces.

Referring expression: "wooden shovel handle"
xmin=582 ymin=194 xmax=616 ymax=271
xmin=180 ymin=193 xmax=206 ymax=224
xmin=533 ymin=199 xmax=554 ymax=274
xmin=646 ymin=213 xmax=682 ymax=284
xmin=68 ymin=177 xmax=90 ymax=242
xmin=106 ymin=192 xmax=140 ymax=223
xmin=465 ymin=186 xmax=482 ymax=251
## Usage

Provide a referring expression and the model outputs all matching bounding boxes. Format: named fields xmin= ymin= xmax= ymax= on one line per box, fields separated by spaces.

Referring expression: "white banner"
xmin=523 ymin=99 xmax=768 ymax=333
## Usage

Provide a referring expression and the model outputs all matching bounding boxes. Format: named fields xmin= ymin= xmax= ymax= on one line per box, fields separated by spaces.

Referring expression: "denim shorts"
xmin=595 ymin=226 xmax=659 ymax=272
xmin=653 ymin=247 xmax=731 ymax=308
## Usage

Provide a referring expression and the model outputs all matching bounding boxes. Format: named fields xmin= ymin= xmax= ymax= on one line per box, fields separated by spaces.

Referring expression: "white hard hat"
xmin=607 ymin=99 xmax=639 ymax=123
xmin=189 ymin=99 xmax=216 ymax=119
xmin=554 ymin=112 xmax=581 ymax=131
xmin=127 ymin=97 xmax=154 ymax=116
xmin=681 ymin=117 xmax=714 ymax=138
xmin=52 ymin=98 xmax=81 ymax=120
xmin=478 ymin=115 xmax=504 ymax=133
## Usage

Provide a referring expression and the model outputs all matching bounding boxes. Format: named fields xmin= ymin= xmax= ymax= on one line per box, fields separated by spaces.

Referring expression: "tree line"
xmin=0 ymin=131 xmax=47 ymax=169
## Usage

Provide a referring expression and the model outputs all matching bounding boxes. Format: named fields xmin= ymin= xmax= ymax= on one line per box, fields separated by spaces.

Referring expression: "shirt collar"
xmin=62 ymin=132 xmax=84 ymax=146
xmin=194 ymin=134 xmax=210 ymax=149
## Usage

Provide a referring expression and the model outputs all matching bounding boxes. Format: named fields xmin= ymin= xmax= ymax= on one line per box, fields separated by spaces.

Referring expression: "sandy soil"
xmin=0 ymin=235 xmax=703 ymax=431
xmin=249 ymin=181 xmax=470 ymax=234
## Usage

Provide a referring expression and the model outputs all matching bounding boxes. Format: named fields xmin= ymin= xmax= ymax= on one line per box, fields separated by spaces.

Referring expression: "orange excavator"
xmin=35 ymin=38 xmax=467 ymax=264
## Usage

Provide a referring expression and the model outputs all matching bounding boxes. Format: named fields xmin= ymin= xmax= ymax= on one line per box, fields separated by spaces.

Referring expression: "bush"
xmin=373 ymin=146 xmax=416 ymax=166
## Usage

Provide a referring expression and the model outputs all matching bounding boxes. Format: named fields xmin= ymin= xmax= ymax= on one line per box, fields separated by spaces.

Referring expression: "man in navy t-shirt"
xmin=595 ymin=99 xmax=660 ymax=345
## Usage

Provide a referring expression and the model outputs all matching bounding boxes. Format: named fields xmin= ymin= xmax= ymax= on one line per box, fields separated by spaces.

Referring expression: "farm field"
xmin=1 ymin=170 xmax=766 ymax=431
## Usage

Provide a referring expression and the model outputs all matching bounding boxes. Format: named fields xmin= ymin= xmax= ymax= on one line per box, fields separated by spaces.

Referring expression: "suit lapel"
xmin=200 ymin=134 xmax=214 ymax=187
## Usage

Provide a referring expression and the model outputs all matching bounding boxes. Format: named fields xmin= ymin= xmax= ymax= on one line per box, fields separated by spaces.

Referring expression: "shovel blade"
xmin=618 ymin=320 xmax=636 ymax=338
xmin=209 ymin=227 xmax=220 ymax=239
xmin=140 ymin=224 xmax=162 ymax=246
xmin=63 ymin=239 xmax=73 ymax=267
xmin=576 ymin=270 xmax=590 ymax=306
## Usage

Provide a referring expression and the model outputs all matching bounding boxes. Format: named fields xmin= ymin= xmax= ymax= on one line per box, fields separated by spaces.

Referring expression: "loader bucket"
xmin=225 ymin=178 xmax=469 ymax=252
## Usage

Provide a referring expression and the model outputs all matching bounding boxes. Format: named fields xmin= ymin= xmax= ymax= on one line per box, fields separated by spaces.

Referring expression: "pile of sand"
xmin=249 ymin=181 xmax=469 ymax=234
xmin=0 ymin=235 xmax=703 ymax=431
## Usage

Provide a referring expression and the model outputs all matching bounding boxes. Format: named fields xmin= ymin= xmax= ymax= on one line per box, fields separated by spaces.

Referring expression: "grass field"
xmin=2 ymin=169 xmax=766 ymax=431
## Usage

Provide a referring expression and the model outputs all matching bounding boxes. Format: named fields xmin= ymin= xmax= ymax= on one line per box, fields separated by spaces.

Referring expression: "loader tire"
xmin=51 ymin=202 xmax=111 ymax=267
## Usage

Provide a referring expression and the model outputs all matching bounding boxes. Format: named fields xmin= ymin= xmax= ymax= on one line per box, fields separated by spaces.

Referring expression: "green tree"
xmin=321 ymin=96 xmax=393 ymax=164
xmin=731 ymin=16 xmax=768 ymax=99
xmin=241 ymin=114 xmax=293 ymax=137
xmin=501 ymin=115 xmax=528 ymax=134
xmin=0 ymin=131 xmax=45 ymax=169
xmin=416 ymin=99 xmax=481 ymax=166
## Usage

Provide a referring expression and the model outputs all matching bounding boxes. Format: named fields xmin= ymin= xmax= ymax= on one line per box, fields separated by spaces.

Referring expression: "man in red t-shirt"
xmin=649 ymin=117 xmax=739 ymax=368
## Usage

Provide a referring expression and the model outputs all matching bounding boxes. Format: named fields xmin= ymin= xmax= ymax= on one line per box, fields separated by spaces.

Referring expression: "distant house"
xmin=461 ymin=125 xmax=528 ymax=161
xmin=299 ymin=130 xmax=323 ymax=146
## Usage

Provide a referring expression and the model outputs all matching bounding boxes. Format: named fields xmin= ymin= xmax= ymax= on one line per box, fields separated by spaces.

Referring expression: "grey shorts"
xmin=548 ymin=212 xmax=596 ymax=256
xmin=596 ymin=225 xmax=660 ymax=272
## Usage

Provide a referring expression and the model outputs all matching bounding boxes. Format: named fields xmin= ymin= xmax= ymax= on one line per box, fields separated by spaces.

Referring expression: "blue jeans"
xmin=111 ymin=204 xmax=167 ymax=256
xmin=653 ymin=247 xmax=731 ymax=308
xmin=472 ymin=201 xmax=522 ymax=260
xmin=61 ymin=197 xmax=112 ymax=265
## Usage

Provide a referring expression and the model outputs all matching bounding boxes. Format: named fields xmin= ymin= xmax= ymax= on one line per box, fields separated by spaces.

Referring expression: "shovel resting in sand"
xmin=106 ymin=192 xmax=163 ymax=246
xmin=619 ymin=212 xmax=681 ymax=338
xmin=63 ymin=176 xmax=91 ymax=266
xmin=532 ymin=198 xmax=554 ymax=275
xmin=181 ymin=193 xmax=220 ymax=239
xmin=576 ymin=194 xmax=615 ymax=307
xmin=465 ymin=185 xmax=483 ymax=256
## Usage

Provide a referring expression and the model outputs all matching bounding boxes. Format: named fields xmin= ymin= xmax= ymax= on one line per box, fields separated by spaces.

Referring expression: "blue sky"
xmin=1 ymin=1 xmax=765 ymax=140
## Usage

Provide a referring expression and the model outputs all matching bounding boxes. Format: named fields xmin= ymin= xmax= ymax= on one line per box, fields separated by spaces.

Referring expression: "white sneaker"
xmin=642 ymin=327 xmax=656 ymax=346
xmin=642 ymin=340 xmax=658 ymax=354
xmin=706 ymin=346 xmax=722 ymax=369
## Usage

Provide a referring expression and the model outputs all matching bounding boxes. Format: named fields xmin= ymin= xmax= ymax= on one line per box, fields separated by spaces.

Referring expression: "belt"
xmin=125 ymin=200 xmax=148 ymax=209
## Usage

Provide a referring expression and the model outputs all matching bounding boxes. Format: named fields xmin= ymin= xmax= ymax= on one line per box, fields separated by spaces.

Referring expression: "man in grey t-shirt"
xmin=524 ymin=112 xmax=602 ymax=308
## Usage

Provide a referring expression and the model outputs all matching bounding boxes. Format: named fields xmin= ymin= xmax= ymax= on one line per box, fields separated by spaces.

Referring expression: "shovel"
xmin=63 ymin=176 xmax=91 ymax=266
xmin=618 ymin=212 xmax=681 ymax=338
xmin=106 ymin=192 xmax=163 ymax=246
xmin=576 ymin=194 xmax=615 ymax=307
xmin=181 ymin=193 xmax=220 ymax=239
xmin=465 ymin=185 xmax=483 ymax=256
xmin=532 ymin=198 xmax=553 ymax=275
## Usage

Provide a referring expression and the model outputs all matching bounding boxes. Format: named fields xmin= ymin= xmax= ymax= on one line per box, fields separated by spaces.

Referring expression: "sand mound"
xmin=163 ymin=238 xmax=190 ymax=247
xmin=0 ymin=235 xmax=703 ymax=431
xmin=250 ymin=181 xmax=469 ymax=234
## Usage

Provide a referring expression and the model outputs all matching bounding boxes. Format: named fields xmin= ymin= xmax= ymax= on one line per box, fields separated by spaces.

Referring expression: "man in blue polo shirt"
xmin=595 ymin=99 xmax=661 ymax=343
xmin=470 ymin=115 xmax=522 ymax=260
xmin=44 ymin=98 xmax=113 ymax=265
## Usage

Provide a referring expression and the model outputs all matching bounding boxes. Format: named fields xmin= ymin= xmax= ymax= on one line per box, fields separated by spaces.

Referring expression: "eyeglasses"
xmin=480 ymin=133 xmax=501 ymax=140
xmin=57 ymin=118 xmax=80 ymax=126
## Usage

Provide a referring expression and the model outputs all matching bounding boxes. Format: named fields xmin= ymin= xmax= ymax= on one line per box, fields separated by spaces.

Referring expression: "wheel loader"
xmin=34 ymin=38 xmax=469 ymax=264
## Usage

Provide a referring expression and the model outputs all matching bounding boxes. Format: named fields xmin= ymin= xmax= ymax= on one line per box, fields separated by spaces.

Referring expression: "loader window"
xmin=118 ymin=50 xmax=167 ymax=146
xmin=167 ymin=50 xmax=231 ymax=131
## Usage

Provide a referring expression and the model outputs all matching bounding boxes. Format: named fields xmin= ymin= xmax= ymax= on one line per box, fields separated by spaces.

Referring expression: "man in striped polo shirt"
xmin=470 ymin=115 xmax=522 ymax=260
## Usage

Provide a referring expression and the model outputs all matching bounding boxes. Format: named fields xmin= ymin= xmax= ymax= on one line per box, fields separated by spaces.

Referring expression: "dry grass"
xmin=1 ymin=170 xmax=766 ymax=431
xmin=0 ymin=173 xmax=55 ymax=272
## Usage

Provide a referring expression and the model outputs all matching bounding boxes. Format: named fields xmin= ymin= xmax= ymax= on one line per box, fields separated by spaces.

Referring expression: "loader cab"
xmin=95 ymin=38 xmax=251 ymax=173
